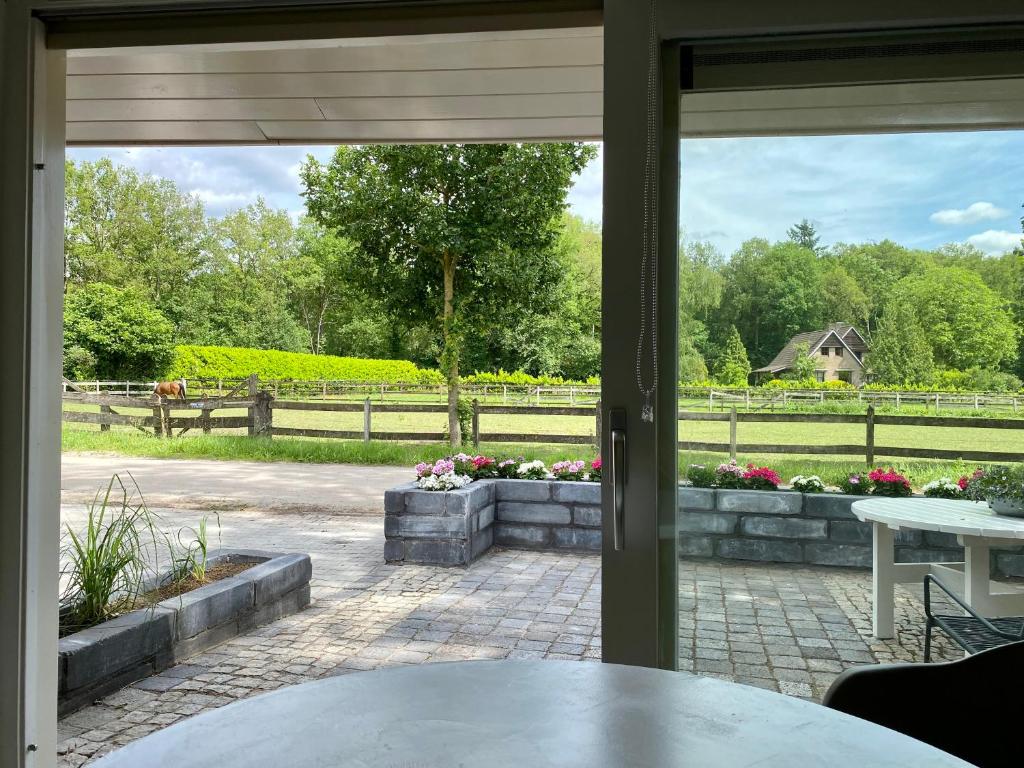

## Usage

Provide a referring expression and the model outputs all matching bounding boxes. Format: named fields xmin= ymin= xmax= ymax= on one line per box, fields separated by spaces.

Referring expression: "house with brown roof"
xmin=754 ymin=323 xmax=870 ymax=386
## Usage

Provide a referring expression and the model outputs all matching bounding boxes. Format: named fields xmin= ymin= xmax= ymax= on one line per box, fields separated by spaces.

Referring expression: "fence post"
xmin=247 ymin=374 xmax=259 ymax=437
xmin=729 ymin=407 xmax=737 ymax=461
xmin=895 ymin=391 xmax=901 ymax=409
xmin=363 ymin=398 xmax=372 ymax=443
xmin=152 ymin=399 xmax=164 ymax=438
xmin=201 ymin=408 xmax=212 ymax=435
xmin=100 ymin=404 xmax=111 ymax=432
xmin=745 ymin=389 xmax=750 ymax=409
xmin=974 ymin=394 xmax=979 ymax=410
xmin=865 ymin=405 xmax=875 ymax=466
xmin=503 ymin=385 xmax=508 ymax=405
xmin=595 ymin=399 xmax=602 ymax=452
xmin=471 ymin=398 xmax=480 ymax=449
xmin=708 ymin=390 xmax=714 ymax=412
xmin=935 ymin=393 xmax=940 ymax=414
xmin=162 ymin=403 xmax=172 ymax=438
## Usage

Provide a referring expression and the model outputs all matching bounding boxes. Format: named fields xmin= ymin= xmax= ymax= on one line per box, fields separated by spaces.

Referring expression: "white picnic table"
xmin=852 ymin=498 xmax=1024 ymax=639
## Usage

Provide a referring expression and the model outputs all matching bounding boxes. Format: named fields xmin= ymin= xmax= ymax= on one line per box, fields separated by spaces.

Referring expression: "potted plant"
xmin=965 ymin=466 xmax=1024 ymax=517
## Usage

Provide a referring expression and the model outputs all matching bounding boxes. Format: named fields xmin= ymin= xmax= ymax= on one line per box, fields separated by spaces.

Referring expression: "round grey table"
xmin=94 ymin=660 xmax=970 ymax=767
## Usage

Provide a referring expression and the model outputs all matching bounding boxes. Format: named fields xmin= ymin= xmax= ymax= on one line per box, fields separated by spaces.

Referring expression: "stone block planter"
xmin=58 ymin=549 xmax=311 ymax=715
xmin=385 ymin=479 xmax=602 ymax=566
xmin=385 ymin=482 xmax=1024 ymax=578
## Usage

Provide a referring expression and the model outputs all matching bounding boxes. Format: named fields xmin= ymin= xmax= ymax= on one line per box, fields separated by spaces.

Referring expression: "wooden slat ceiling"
xmin=66 ymin=28 xmax=604 ymax=145
xmin=67 ymin=26 xmax=1024 ymax=146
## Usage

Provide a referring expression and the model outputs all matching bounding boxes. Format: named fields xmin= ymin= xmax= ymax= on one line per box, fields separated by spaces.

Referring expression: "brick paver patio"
xmin=57 ymin=500 xmax=960 ymax=766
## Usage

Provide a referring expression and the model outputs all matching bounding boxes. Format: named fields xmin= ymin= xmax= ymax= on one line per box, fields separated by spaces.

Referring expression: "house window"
xmin=838 ymin=370 xmax=853 ymax=383
xmin=821 ymin=347 xmax=830 ymax=357
xmin=835 ymin=347 xmax=843 ymax=357
xmin=815 ymin=370 xmax=826 ymax=383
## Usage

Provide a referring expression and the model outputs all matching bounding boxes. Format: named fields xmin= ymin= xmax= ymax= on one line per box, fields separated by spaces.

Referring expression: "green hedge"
xmin=462 ymin=369 xmax=600 ymax=387
xmin=168 ymin=345 xmax=444 ymax=383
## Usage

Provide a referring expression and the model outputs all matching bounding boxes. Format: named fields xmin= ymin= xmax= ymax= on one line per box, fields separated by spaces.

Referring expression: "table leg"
xmin=963 ymin=538 xmax=992 ymax=616
xmin=872 ymin=523 xmax=895 ymax=639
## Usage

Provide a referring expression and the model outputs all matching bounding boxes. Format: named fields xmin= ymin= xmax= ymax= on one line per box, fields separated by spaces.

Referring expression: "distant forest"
xmin=63 ymin=156 xmax=1023 ymax=390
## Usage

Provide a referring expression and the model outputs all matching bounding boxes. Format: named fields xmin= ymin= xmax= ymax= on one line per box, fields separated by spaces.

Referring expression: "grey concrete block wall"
xmin=387 ymin=482 xmax=1024 ymax=579
xmin=680 ymin=489 xmax=1024 ymax=578
xmin=387 ymin=480 xmax=603 ymax=566
xmin=59 ymin=550 xmax=312 ymax=715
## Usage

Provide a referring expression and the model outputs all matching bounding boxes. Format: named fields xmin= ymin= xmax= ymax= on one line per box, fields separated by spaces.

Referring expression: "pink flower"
xmin=472 ymin=455 xmax=495 ymax=469
xmin=591 ymin=457 xmax=602 ymax=471
xmin=432 ymin=459 xmax=455 ymax=475
xmin=414 ymin=462 xmax=432 ymax=478
xmin=742 ymin=465 xmax=781 ymax=487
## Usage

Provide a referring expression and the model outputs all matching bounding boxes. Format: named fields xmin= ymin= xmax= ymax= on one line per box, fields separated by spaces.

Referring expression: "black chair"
xmin=924 ymin=574 xmax=1024 ymax=661
xmin=824 ymin=641 xmax=1024 ymax=768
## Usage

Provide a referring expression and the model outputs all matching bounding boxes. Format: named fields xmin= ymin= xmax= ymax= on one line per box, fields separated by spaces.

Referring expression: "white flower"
xmin=416 ymin=472 xmax=472 ymax=491
xmin=517 ymin=460 xmax=548 ymax=478
xmin=790 ymin=474 xmax=825 ymax=492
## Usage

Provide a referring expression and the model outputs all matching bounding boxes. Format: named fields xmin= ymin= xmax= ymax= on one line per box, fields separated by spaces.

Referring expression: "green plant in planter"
xmin=60 ymin=475 xmax=163 ymax=634
xmin=170 ymin=514 xmax=221 ymax=585
xmin=965 ymin=466 xmax=1024 ymax=510
xmin=868 ymin=468 xmax=913 ymax=497
xmin=837 ymin=473 xmax=872 ymax=495
xmin=685 ymin=464 xmax=716 ymax=489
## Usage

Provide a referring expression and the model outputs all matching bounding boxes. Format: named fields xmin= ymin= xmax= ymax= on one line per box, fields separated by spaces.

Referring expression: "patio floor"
xmin=57 ymin=500 xmax=961 ymax=766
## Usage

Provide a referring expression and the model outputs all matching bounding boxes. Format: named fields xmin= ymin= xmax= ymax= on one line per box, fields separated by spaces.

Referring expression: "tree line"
xmin=63 ymin=152 xmax=601 ymax=397
xmin=680 ymin=218 xmax=1024 ymax=391
xmin=65 ymin=153 xmax=1024 ymax=405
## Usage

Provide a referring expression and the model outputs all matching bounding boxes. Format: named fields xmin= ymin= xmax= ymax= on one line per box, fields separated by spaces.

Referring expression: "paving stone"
xmin=58 ymin=490 xmax=963 ymax=767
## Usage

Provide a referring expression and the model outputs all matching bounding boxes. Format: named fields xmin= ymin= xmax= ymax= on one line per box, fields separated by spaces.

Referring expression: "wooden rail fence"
xmin=680 ymin=406 xmax=1024 ymax=464
xmin=63 ymin=377 xmax=1024 ymax=462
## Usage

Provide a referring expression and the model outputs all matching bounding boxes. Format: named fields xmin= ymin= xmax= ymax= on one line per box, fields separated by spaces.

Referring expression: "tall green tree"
xmin=717 ymin=239 xmax=828 ymax=367
xmin=64 ymin=158 xmax=209 ymax=327
xmin=786 ymin=342 xmax=817 ymax=381
xmin=889 ymin=267 xmax=1017 ymax=370
xmin=187 ymin=199 xmax=309 ymax=351
xmin=714 ymin=326 xmax=752 ymax=386
xmin=867 ymin=300 xmax=935 ymax=386
xmin=302 ymin=143 xmax=596 ymax=445
xmin=787 ymin=219 xmax=821 ymax=254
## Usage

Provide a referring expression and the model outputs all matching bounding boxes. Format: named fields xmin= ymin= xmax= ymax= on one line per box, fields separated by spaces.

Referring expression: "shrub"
xmin=168 ymin=345 xmax=443 ymax=383
xmin=461 ymin=369 xmax=600 ymax=387
xmin=64 ymin=283 xmax=175 ymax=379
xmin=868 ymin=468 xmax=912 ymax=497
xmin=761 ymin=378 xmax=854 ymax=391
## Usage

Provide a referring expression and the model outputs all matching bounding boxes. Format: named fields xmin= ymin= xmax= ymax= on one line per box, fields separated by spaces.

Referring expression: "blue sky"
xmin=68 ymin=129 xmax=1024 ymax=257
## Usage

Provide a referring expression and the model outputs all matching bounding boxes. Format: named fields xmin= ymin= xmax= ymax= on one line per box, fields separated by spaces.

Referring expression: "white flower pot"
xmin=987 ymin=497 xmax=1024 ymax=517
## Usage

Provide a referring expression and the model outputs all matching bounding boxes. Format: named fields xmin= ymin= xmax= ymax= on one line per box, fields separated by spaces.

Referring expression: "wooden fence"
xmin=64 ymin=378 xmax=1024 ymax=412
xmin=63 ymin=378 xmax=1024 ymax=461
xmin=680 ymin=406 xmax=1024 ymax=464
xmin=61 ymin=376 xmax=601 ymax=447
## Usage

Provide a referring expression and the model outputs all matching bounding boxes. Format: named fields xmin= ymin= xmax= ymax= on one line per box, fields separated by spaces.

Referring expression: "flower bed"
xmin=412 ymin=453 xmax=601 ymax=491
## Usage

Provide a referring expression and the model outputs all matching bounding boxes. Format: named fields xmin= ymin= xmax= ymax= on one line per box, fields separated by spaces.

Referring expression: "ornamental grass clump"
xmin=60 ymin=475 xmax=161 ymax=634
xmin=868 ymin=468 xmax=912 ymax=497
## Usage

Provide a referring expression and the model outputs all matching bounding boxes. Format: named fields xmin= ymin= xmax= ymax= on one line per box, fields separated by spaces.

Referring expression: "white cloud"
xmin=966 ymin=229 xmax=1023 ymax=255
xmin=929 ymin=201 xmax=1008 ymax=225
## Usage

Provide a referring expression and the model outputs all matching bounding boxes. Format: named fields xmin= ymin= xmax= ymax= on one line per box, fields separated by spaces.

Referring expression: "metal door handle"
xmin=611 ymin=427 xmax=626 ymax=551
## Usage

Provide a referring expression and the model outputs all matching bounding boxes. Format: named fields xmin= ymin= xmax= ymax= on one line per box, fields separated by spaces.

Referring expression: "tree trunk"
xmin=442 ymin=253 xmax=461 ymax=447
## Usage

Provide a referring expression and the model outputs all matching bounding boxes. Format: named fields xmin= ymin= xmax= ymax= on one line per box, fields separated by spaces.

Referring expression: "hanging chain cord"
xmin=634 ymin=0 xmax=659 ymax=422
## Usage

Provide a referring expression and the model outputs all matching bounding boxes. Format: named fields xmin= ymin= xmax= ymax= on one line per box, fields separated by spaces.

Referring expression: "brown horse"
xmin=153 ymin=378 xmax=187 ymax=401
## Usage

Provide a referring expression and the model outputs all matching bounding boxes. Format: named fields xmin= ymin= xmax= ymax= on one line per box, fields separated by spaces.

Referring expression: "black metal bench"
xmin=924 ymin=573 xmax=1024 ymax=661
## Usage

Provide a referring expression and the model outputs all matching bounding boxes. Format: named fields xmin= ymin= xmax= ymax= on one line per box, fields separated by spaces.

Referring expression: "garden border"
xmin=384 ymin=481 xmax=1024 ymax=579
xmin=58 ymin=549 xmax=311 ymax=715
